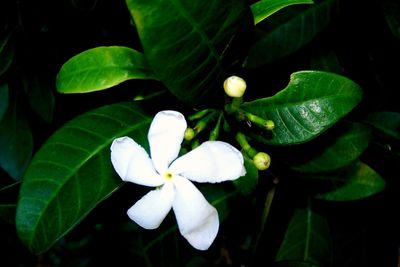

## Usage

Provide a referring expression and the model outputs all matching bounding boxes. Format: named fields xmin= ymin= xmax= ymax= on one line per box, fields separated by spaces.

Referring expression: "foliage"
xmin=1 ymin=0 xmax=399 ymax=266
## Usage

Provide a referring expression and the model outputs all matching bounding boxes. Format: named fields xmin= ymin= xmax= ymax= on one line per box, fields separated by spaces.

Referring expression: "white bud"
xmin=223 ymin=76 xmax=247 ymax=98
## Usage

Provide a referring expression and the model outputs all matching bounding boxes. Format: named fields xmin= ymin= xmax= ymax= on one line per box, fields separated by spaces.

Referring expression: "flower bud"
xmin=184 ymin=127 xmax=195 ymax=141
xmin=223 ymin=75 xmax=247 ymax=97
xmin=253 ymin=152 xmax=271 ymax=171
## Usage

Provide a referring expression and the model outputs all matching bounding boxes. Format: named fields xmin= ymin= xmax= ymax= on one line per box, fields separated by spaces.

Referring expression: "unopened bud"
xmin=265 ymin=120 xmax=275 ymax=130
xmin=253 ymin=152 xmax=271 ymax=171
xmin=184 ymin=128 xmax=195 ymax=141
xmin=224 ymin=75 xmax=247 ymax=97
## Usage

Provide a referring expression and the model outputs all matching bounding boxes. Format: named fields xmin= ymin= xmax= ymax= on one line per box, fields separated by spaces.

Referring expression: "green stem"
xmin=236 ymin=110 xmax=275 ymax=130
xmin=209 ymin=113 xmax=223 ymax=140
xmin=235 ymin=132 xmax=258 ymax=158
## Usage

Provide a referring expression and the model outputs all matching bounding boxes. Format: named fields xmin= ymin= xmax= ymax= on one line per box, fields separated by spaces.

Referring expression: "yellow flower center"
xmin=163 ymin=171 xmax=174 ymax=182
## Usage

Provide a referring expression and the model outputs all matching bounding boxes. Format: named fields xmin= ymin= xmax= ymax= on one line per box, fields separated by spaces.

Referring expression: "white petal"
xmin=170 ymin=141 xmax=246 ymax=183
xmin=127 ymin=182 xmax=174 ymax=229
xmin=148 ymin=110 xmax=187 ymax=174
xmin=111 ymin=136 xmax=163 ymax=186
xmin=172 ymin=176 xmax=219 ymax=250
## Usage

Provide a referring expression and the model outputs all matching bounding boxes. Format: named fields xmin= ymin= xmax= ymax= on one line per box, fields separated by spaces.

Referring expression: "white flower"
xmin=110 ymin=110 xmax=246 ymax=250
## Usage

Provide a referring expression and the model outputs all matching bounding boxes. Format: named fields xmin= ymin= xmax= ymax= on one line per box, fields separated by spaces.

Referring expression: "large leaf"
xmin=314 ymin=162 xmax=385 ymax=201
xmin=126 ymin=0 xmax=252 ymax=106
xmin=292 ymin=122 xmax=372 ymax=173
xmin=16 ymin=102 xmax=152 ymax=254
xmin=56 ymin=46 xmax=157 ymax=93
xmin=0 ymin=97 xmax=33 ymax=180
xmin=251 ymin=0 xmax=314 ymax=25
xmin=245 ymin=0 xmax=336 ymax=68
xmin=240 ymin=71 xmax=362 ymax=145
xmin=364 ymin=111 xmax=400 ymax=140
xmin=275 ymin=203 xmax=332 ymax=267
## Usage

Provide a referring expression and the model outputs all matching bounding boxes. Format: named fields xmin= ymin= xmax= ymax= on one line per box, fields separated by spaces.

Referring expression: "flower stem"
xmin=235 ymin=132 xmax=257 ymax=158
xmin=209 ymin=113 xmax=223 ymax=141
xmin=236 ymin=110 xmax=275 ymax=131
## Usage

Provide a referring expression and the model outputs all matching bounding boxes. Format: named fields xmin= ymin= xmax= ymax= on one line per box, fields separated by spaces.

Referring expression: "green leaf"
xmin=0 ymin=32 xmax=14 ymax=76
xmin=292 ymin=122 xmax=372 ymax=173
xmin=0 ymin=182 xmax=20 ymax=224
xmin=126 ymin=0 xmax=252 ymax=106
xmin=245 ymin=0 xmax=336 ymax=68
xmin=16 ymin=102 xmax=152 ymax=254
xmin=0 ymin=83 xmax=9 ymax=121
xmin=383 ymin=2 xmax=400 ymax=40
xmin=309 ymin=50 xmax=342 ymax=74
xmin=251 ymin=0 xmax=314 ymax=25
xmin=364 ymin=111 xmax=400 ymax=140
xmin=56 ymin=46 xmax=157 ymax=93
xmin=25 ymin=74 xmax=55 ymax=123
xmin=233 ymin=156 xmax=258 ymax=195
xmin=240 ymin=71 xmax=362 ymax=145
xmin=314 ymin=162 xmax=386 ymax=201
xmin=275 ymin=203 xmax=332 ymax=267
xmin=0 ymin=97 xmax=33 ymax=180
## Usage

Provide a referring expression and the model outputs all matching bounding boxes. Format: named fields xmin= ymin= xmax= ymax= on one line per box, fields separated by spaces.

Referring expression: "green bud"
xmin=223 ymin=75 xmax=247 ymax=97
xmin=253 ymin=152 xmax=271 ymax=171
xmin=184 ymin=127 xmax=195 ymax=141
xmin=265 ymin=120 xmax=275 ymax=131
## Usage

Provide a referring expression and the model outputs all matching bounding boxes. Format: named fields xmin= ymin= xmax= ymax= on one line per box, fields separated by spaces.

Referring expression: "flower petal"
xmin=170 ymin=141 xmax=246 ymax=183
xmin=111 ymin=136 xmax=163 ymax=186
xmin=148 ymin=110 xmax=187 ymax=174
xmin=172 ymin=176 xmax=219 ymax=250
xmin=127 ymin=182 xmax=174 ymax=229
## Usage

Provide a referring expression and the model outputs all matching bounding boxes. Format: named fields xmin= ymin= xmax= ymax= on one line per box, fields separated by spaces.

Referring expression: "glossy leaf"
xmin=0 ymin=97 xmax=33 ymax=180
xmin=56 ymin=46 xmax=157 ymax=93
xmin=0 ymin=182 xmax=20 ymax=224
xmin=275 ymin=204 xmax=332 ymax=267
xmin=292 ymin=123 xmax=372 ymax=173
xmin=0 ymin=32 xmax=14 ymax=76
xmin=240 ymin=71 xmax=362 ymax=145
xmin=16 ymin=102 xmax=152 ymax=254
xmin=245 ymin=0 xmax=336 ymax=68
xmin=0 ymin=83 xmax=9 ymax=121
xmin=251 ymin=0 xmax=313 ymax=25
xmin=364 ymin=111 xmax=400 ymax=140
xmin=126 ymin=0 xmax=252 ymax=106
xmin=314 ymin=162 xmax=385 ymax=201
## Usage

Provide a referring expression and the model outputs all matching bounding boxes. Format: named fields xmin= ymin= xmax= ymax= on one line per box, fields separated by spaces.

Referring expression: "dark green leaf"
xmin=0 ymin=182 xmax=20 ymax=224
xmin=245 ymin=0 xmax=336 ymax=68
xmin=25 ymin=74 xmax=55 ymax=123
xmin=233 ymin=156 xmax=258 ymax=195
xmin=0 ymin=83 xmax=9 ymax=121
xmin=126 ymin=0 xmax=252 ymax=106
xmin=364 ymin=111 xmax=400 ymax=140
xmin=0 ymin=204 xmax=16 ymax=224
xmin=251 ymin=0 xmax=313 ymax=25
xmin=16 ymin=102 xmax=152 ymax=254
xmin=292 ymin=122 xmax=372 ymax=173
xmin=56 ymin=46 xmax=157 ymax=93
xmin=383 ymin=2 xmax=400 ymax=40
xmin=240 ymin=71 xmax=362 ymax=145
xmin=0 ymin=97 xmax=33 ymax=180
xmin=314 ymin=162 xmax=385 ymax=201
xmin=0 ymin=32 xmax=14 ymax=76
xmin=309 ymin=50 xmax=342 ymax=74
xmin=275 ymin=204 xmax=332 ymax=267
